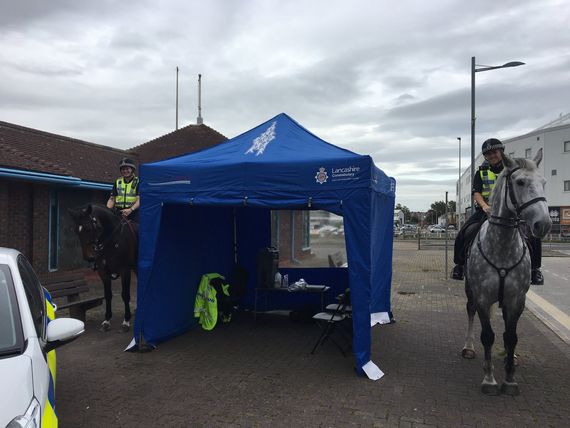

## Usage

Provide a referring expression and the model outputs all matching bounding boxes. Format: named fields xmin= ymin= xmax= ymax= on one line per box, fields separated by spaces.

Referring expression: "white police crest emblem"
xmin=315 ymin=167 xmax=328 ymax=184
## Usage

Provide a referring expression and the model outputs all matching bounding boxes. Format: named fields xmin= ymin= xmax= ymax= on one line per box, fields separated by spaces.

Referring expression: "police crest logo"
xmin=315 ymin=167 xmax=328 ymax=184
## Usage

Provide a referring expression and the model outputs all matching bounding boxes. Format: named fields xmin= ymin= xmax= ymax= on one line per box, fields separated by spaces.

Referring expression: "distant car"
xmin=429 ymin=225 xmax=446 ymax=233
xmin=447 ymin=224 xmax=457 ymax=230
xmin=0 ymin=247 xmax=84 ymax=428
xmin=317 ymin=225 xmax=339 ymax=237
xmin=332 ymin=227 xmax=344 ymax=236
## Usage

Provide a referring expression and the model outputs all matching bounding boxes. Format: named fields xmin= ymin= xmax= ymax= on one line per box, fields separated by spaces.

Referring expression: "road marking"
xmin=527 ymin=290 xmax=570 ymax=330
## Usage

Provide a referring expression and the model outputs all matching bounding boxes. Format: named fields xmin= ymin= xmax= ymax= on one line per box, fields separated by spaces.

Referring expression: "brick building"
xmin=0 ymin=121 xmax=226 ymax=279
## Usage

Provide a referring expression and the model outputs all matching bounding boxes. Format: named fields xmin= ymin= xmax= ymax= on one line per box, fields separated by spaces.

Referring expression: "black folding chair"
xmin=310 ymin=292 xmax=352 ymax=356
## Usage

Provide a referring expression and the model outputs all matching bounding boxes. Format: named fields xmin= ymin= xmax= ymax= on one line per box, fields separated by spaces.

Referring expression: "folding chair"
xmin=310 ymin=292 xmax=352 ymax=356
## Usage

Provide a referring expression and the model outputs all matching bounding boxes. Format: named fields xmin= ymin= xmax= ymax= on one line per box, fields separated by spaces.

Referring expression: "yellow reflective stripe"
xmin=48 ymin=349 xmax=56 ymax=387
xmin=479 ymin=169 xmax=497 ymax=200
xmin=115 ymin=177 xmax=138 ymax=208
xmin=44 ymin=295 xmax=58 ymax=422
xmin=42 ymin=398 xmax=58 ymax=428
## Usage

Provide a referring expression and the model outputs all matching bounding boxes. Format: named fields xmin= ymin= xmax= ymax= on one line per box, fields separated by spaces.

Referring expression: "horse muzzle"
xmin=530 ymin=218 xmax=552 ymax=239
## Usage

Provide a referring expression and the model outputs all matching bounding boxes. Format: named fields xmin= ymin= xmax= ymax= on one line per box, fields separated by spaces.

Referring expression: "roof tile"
xmin=0 ymin=121 xmax=227 ymax=183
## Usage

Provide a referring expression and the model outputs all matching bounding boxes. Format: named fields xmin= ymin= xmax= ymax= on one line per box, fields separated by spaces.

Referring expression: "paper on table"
xmin=362 ymin=360 xmax=384 ymax=380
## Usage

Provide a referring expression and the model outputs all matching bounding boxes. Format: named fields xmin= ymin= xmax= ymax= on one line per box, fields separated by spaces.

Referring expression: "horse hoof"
xmin=119 ymin=324 xmax=130 ymax=333
xmin=462 ymin=349 xmax=476 ymax=359
xmin=501 ymin=381 xmax=519 ymax=396
xmin=99 ymin=321 xmax=111 ymax=332
xmin=481 ymin=383 xmax=500 ymax=395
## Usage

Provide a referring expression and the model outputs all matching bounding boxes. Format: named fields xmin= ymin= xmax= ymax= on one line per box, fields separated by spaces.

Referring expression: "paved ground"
xmin=56 ymin=241 xmax=570 ymax=427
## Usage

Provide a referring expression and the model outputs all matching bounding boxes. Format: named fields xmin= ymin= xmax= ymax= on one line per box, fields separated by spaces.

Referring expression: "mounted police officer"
xmin=106 ymin=158 xmax=140 ymax=223
xmin=450 ymin=138 xmax=544 ymax=285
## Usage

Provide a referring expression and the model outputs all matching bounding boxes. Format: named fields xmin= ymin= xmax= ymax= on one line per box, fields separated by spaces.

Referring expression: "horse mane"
xmin=489 ymin=157 xmax=536 ymax=206
xmin=79 ymin=204 xmax=121 ymax=229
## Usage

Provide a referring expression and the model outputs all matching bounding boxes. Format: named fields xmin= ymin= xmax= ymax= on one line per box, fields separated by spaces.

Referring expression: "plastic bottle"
xmin=274 ymin=271 xmax=282 ymax=288
xmin=283 ymin=274 xmax=289 ymax=289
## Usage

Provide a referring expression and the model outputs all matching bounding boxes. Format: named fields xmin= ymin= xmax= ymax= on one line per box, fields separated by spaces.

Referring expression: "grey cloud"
xmin=1 ymin=0 xmax=568 ymax=210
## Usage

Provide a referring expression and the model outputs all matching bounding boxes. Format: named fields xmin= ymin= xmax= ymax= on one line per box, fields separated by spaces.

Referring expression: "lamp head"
xmin=502 ymin=61 xmax=525 ymax=68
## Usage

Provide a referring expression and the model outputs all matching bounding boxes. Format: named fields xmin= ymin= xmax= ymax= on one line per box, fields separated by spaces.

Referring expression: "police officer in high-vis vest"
xmin=107 ymin=158 xmax=140 ymax=222
xmin=450 ymin=138 xmax=544 ymax=285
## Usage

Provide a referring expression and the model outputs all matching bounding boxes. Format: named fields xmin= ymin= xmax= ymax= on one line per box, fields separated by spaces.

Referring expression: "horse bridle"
xmin=78 ymin=214 xmax=125 ymax=254
xmin=488 ymin=166 xmax=546 ymax=229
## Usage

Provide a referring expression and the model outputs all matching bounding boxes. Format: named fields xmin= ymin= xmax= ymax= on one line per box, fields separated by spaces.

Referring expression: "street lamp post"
xmin=470 ymin=57 xmax=525 ymax=212
xmin=457 ymin=137 xmax=461 ymax=229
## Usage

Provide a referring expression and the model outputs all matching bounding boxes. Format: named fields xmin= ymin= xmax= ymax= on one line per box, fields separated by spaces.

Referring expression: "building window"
xmin=565 ymin=181 xmax=570 ymax=192
xmin=525 ymin=148 xmax=532 ymax=158
xmin=565 ymin=141 xmax=570 ymax=152
xmin=48 ymin=191 xmax=59 ymax=271
xmin=552 ymin=169 xmax=557 ymax=176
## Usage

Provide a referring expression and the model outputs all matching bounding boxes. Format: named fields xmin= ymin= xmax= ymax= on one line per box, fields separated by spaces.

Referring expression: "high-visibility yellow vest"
xmin=194 ymin=273 xmax=230 ymax=331
xmin=115 ymin=177 xmax=139 ymax=209
xmin=43 ymin=289 xmax=58 ymax=427
xmin=479 ymin=168 xmax=497 ymax=202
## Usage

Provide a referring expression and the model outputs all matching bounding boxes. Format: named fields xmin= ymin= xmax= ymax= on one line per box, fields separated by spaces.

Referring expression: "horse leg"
xmin=462 ymin=281 xmax=477 ymax=358
xmin=99 ymin=273 xmax=113 ymax=331
xmin=119 ymin=270 xmax=132 ymax=332
xmin=478 ymin=308 xmax=499 ymax=395
xmin=501 ymin=305 xmax=523 ymax=395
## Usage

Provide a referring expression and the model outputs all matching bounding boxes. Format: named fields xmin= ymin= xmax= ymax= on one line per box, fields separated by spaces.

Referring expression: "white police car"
xmin=0 ymin=248 xmax=84 ymax=427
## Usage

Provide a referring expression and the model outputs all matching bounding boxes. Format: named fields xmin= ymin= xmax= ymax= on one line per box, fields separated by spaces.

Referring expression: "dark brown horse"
xmin=69 ymin=204 xmax=138 ymax=332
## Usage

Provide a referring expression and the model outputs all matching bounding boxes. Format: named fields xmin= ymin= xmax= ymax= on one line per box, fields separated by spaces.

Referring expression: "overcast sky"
xmin=1 ymin=0 xmax=569 ymax=210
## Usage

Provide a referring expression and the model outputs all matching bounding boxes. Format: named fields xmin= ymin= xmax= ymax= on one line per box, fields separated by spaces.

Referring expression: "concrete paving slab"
xmin=55 ymin=241 xmax=570 ymax=427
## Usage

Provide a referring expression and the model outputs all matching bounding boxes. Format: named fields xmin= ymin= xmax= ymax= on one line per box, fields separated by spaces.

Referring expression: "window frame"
xmin=48 ymin=190 xmax=59 ymax=271
xmin=0 ymin=264 xmax=25 ymax=356
xmin=17 ymin=255 xmax=46 ymax=340
xmin=564 ymin=180 xmax=570 ymax=192
xmin=302 ymin=211 xmax=311 ymax=250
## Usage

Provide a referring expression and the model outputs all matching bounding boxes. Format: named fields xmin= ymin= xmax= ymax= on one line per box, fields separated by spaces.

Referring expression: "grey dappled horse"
xmin=462 ymin=149 xmax=551 ymax=395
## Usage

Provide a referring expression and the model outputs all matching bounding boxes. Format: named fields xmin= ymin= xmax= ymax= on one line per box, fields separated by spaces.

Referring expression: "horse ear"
xmin=502 ymin=152 xmax=516 ymax=168
xmin=533 ymin=148 xmax=543 ymax=167
xmin=82 ymin=204 xmax=92 ymax=216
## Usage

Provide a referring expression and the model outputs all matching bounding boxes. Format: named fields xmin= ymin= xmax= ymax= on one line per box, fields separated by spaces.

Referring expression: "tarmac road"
xmin=526 ymin=256 xmax=570 ymax=344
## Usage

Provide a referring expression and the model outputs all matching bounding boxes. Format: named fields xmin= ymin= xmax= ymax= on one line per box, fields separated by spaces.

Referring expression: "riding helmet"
xmin=481 ymin=138 xmax=505 ymax=155
xmin=119 ymin=158 xmax=136 ymax=170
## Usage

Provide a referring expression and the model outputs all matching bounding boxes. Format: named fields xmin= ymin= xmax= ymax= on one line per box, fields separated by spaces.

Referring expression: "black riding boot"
xmin=531 ymin=268 xmax=544 ymax=285
xmin=451 ymin=264 xmax=464 ymax=280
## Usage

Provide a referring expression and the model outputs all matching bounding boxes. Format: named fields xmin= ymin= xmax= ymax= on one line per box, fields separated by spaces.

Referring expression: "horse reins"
xmin=478 ymin=166 xmax=546 ymax=307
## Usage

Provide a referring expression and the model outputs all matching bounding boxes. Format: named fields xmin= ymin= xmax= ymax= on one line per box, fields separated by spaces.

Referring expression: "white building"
xmin=457 ymin=113 xmax=570 ymax=234
xmin=394 ymin=209 xmax=404 ymax=226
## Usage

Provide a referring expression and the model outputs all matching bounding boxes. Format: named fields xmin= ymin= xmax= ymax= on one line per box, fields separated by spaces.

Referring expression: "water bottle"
xmin=283 ymin=274 xmax=289 ymax=289
xmin=274 ymin=271 xmax=282 ymax=288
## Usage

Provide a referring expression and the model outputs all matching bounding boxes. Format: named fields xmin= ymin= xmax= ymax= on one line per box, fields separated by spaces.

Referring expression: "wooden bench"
xmin=41 ymin=273 xmax=103 ymax=322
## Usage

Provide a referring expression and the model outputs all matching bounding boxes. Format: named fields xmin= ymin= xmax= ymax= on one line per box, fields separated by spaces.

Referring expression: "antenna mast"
xmin=197 ymin=74 xmax=203 ymax=124
xmin=175 ymin=66 xmax=179 ymax=130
